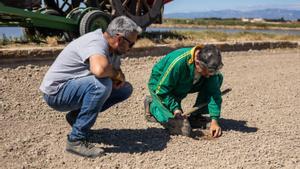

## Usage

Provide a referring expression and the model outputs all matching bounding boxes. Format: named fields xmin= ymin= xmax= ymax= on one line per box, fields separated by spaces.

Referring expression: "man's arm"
xmin=205 ymin=74 xmax=223 ymax=137
xmin=89 ymin=54 xmax=124 ymax=81
xmin=204 ymin=74 xmax=223 ymax=120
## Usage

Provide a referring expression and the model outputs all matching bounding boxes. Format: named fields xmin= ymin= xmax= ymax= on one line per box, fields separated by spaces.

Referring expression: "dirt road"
xmin=0 ymin=48 xmax=299 ymax=169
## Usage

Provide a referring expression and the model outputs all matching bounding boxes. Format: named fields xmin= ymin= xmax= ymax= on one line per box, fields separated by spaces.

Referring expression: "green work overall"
xmin=148 ymin=46 xmax=223 ymax=123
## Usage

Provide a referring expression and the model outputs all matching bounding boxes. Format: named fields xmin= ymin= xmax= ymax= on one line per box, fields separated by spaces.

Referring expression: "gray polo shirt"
xmin=40 ymin=29 xmax=121 ymax=95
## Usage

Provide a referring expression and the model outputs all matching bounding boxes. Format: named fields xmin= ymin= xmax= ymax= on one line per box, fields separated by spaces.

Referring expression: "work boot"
xmin=144 ymin=95 xmax=157 ymax=122
xmin=188 ymin=114 xmax=210 ymax=129
xmin=66 ymin=110 xmax=79 ymax=127
xmin=66 ymin=137 xmax=105 ymax=158
xmin=162 ymin=118 xmax=191 ymax=137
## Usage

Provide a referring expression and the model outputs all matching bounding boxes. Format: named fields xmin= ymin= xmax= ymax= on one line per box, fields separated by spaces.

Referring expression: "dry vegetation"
xmin=2 ymin=29 xmax=300 ymax=49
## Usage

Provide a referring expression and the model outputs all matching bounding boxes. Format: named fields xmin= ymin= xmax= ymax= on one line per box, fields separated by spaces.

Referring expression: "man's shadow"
xmin=191 ymin=118 xmax=258 ymax=138
xmin=88 ymin=118 xmax=257 ymax=153
xmin=220 ymin=118 xmax=258 ymax=133
xmin=89 ymin=127 xmax=170 ymax=153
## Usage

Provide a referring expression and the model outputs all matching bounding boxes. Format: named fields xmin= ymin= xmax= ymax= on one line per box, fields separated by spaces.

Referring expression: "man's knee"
xmin=92 ymin=77 xmax=113 ymax=99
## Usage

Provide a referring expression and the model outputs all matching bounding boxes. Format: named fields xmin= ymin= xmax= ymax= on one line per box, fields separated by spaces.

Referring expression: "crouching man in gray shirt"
xmin=40 ymin=16 xmax=142 ymax=158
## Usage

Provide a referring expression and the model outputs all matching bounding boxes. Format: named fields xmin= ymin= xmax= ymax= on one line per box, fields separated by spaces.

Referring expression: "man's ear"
xmin=195 ymin=62 xmax=202 ymax=72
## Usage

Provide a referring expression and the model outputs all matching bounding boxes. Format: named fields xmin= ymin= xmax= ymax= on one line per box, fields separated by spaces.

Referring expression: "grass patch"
xmin=2 ymin=29 xmax=300 ymax=48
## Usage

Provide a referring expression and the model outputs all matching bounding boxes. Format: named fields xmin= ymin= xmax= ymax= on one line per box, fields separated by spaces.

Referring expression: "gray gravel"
xmin=0 ymin=48 xmax=299 ymax=169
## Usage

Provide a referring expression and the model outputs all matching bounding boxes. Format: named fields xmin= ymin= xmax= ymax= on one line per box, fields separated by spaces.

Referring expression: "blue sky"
xmin=164 ymin=0 xmax=300 ymax=13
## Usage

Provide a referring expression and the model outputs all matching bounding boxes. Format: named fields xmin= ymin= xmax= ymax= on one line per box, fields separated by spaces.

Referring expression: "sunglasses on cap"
xmin=195 ymin=60 xmax=223 ymax=74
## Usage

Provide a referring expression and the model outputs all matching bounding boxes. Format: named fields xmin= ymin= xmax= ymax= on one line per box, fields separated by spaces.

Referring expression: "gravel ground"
xmin=0 ymin=48 xmax=299 ymax=169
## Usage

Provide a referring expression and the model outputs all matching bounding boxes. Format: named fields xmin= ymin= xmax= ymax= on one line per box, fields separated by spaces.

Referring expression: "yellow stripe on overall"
xmin=155 ymin=51 xmax=190 ymax=94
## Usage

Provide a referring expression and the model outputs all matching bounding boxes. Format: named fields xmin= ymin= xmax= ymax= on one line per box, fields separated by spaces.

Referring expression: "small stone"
xmin=16 ymin=66 xmax=26 ymax=70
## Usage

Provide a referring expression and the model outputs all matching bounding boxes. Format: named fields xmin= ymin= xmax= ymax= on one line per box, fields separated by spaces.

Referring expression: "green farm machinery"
xmin=0 ymin=0 xmax=172 ymax=41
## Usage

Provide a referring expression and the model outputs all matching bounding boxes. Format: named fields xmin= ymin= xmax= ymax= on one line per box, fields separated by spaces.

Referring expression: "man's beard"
xmin=115 ymin=50 xmax=122 ymax=55
xmin=115 ymin=48 xmax=125 ymax=55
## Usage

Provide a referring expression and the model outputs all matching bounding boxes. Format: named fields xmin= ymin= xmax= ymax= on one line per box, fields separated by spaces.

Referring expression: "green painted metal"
xmin=0 ymin=3 xmax=77 ymax=31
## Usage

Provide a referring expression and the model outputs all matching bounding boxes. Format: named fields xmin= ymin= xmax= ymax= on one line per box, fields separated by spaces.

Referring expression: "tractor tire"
xmin=111 ymin=0 xmax=164 ymax=29
xmin=79 ymin=10 xmax=111 ymax=36
xmin=79 ymin=10 xmax=110 ymax=36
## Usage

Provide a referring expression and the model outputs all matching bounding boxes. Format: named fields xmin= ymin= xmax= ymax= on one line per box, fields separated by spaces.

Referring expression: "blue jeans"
xmin=43 ymin=75 xmax=133 ymax=141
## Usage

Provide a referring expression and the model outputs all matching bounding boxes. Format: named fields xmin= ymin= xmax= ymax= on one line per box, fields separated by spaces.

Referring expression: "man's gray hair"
xmin=106 ymin=16 xmax=142 ymax=37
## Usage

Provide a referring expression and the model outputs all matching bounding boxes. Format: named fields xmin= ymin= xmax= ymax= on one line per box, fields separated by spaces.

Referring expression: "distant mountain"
xmin=164 ymin=9 xmax=300 ymax=20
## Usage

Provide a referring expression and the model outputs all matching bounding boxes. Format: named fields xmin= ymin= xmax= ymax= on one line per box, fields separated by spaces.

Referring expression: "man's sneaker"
xmin=144 ymin=95 xmax=157 ymax=122
xmin=188 ymin=115 xmax=210 ymax=129
xmin=66 ymin=110 xmax=79 ymax=127
xmin=66 ymin=138 xmax=105 ymax=158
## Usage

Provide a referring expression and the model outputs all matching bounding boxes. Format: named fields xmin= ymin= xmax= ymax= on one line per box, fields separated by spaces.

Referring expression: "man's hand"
xmin=210 ymin=119 xmax=222 ymax=138
xmin=173 ymin=109 xmax=187 ymax=119
xmin=112 ymin=70 xmax=125 ymax=89
xmin=115 ymin=70 xmax=125 ymax=82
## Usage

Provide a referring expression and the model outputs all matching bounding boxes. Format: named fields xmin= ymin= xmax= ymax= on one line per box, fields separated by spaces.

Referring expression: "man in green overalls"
xmin=145 ymin=44 xmax=224 ymax=138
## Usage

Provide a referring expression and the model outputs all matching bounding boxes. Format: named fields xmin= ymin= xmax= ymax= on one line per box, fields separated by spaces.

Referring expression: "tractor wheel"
xmin=79 ymin=10 xmax=111 ymax=36
xmin=111 ymin=0 xmax=164 ymax=29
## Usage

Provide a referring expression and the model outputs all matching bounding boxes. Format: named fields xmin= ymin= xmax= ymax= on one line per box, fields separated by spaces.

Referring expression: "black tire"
xmin=111 ymin=0 xmax=164 ymax=29
xmin=79 ymin=10 xmax=111 ymax=36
